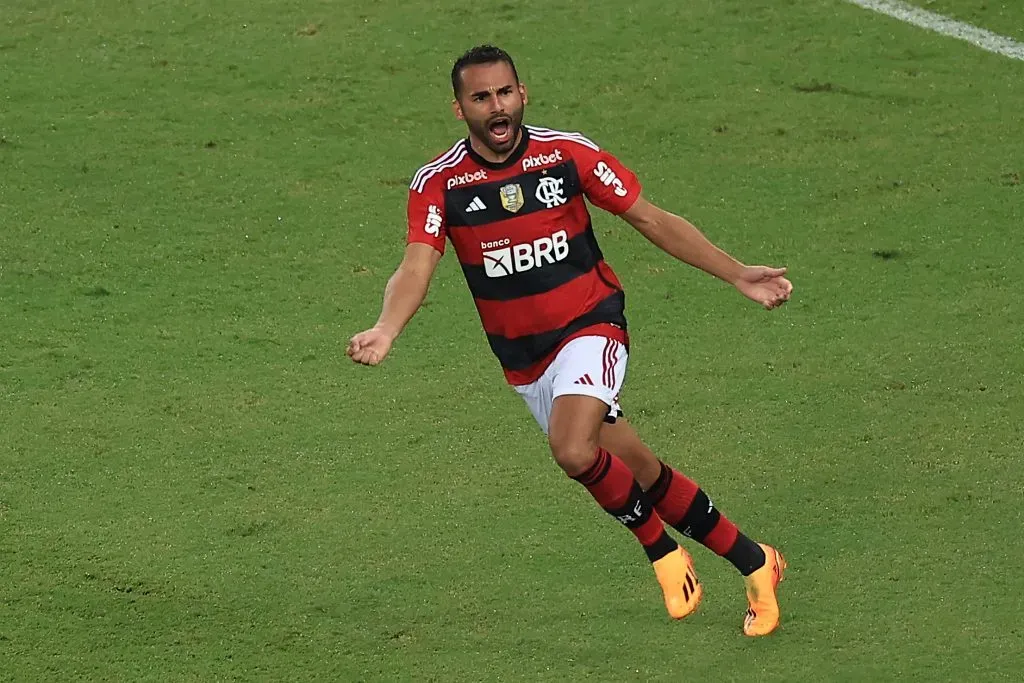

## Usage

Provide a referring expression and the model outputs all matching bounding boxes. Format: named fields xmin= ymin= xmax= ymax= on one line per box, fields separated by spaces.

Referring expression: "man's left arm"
xmin=570 ymin=137 xmax=792 ymax=309
xmin=621 ymin=196 xmax=793 ymax=310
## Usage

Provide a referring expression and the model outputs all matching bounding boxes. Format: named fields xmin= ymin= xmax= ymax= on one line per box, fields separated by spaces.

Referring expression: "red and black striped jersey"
xmin=407 ymin=125 xmax=641 ymax=385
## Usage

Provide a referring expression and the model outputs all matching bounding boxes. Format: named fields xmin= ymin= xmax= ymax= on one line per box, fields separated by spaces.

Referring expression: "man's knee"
xmin=548 ymin=432 xmax=600 ymax=476
xmin=600 ymin=420 xmax=662 ymax=490
xmin=548 ymin=394 xmax=608 ymax=476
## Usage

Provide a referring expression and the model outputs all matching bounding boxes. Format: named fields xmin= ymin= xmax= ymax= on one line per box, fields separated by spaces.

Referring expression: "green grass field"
xmin=2 ymin=0 xmax=1022 ymax=680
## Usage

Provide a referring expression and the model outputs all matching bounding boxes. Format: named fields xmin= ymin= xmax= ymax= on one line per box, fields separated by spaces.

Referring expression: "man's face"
xmin=453 ymin=61 xmax=527 ymax=156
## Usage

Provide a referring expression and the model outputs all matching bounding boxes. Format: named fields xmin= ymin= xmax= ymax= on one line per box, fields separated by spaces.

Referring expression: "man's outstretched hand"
xmin=346 ymin=327 xmax=395 ymax=366
xmin=734 ymin=266 xmax=793 ymax=310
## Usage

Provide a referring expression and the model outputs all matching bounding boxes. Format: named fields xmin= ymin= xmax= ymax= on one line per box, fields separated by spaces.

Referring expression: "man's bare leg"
xmin=599 ymin=418 xmax=662 ymax=489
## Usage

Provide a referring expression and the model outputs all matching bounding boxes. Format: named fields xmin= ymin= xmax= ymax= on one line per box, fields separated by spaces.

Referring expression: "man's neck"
xmin=468 ymin=130 xmax=523 ymax=165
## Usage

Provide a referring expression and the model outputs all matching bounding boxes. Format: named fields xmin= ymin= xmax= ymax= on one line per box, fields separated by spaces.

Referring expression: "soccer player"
xmin=348 ymin=45 xmax=792 ymax=636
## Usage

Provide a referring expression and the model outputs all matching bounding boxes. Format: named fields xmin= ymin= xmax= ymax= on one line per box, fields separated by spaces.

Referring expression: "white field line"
xmin=845 ymin=0 xmax=1024 ymax=61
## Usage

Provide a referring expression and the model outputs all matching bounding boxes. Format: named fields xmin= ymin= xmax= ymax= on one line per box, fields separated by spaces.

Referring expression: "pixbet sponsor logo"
xmin=446 ymin=169 xmax=488 ymax=190
xmin=521 ymin=149 xmax=563 ymax=171
xmin=594 ymin=161 xmax=628 ymax=197
xmin=481 ymin=230 xmax=569 ymax=278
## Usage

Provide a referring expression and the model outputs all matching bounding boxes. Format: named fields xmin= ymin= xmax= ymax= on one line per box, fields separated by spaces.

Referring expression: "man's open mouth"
xmin=488 ymin=117 xmax=512 ymax=144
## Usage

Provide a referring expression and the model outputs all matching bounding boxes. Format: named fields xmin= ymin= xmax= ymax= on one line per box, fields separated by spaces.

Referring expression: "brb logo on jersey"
xmin=447 ymin=169 xmax=488 ymax=190
xmin=521 ymin=149 xmax=563 ymax=171
xmin=482 ymin=230 xmax=569 ymax=278
xmin=423 ymin=205 xmax=442 ymax=236
xmin=594 ymin=161 xmax=629 ymax=197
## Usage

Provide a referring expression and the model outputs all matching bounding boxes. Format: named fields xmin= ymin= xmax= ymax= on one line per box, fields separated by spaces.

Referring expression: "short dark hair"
xmin=451 ymin=44 xmax=519 ymax=97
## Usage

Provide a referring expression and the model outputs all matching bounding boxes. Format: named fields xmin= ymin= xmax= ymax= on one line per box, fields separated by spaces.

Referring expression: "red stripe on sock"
xmin=581 ymin=449 xmax=631 ymax=509
xmin=579 ymin=450 xmax=668 ymax=549
xmin=634 ymin=513 xmax=666 ymax=547
xmin=703 ymin=516 xmax=739 ymax=555
xmin=653 ymin=466 xmax=699 ymax=527
xmin=575 ymin=449 xmax=611 ymax=487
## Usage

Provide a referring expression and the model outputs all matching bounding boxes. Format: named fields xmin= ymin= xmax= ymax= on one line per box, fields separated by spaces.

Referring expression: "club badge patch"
xmin=499 ymin=183 xmax=524 ymax=213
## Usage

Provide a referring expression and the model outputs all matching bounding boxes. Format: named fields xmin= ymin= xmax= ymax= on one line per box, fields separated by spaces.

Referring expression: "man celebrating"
xmin=348 ymin=45 xmax=792 ymax=636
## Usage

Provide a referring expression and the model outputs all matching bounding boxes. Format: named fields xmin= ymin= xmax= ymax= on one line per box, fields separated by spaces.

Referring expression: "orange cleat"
xmin=743 ymin=543 xmax=787 ymax=636
xmin=653 ymin=546 xmax=703 ymax=619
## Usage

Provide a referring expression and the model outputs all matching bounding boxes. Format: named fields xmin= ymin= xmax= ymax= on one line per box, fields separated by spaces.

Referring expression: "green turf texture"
xmin=911 ymin=0 xmax=1024 ymax=42
xmin=2 ymin=0 xmax=1022 ymax=680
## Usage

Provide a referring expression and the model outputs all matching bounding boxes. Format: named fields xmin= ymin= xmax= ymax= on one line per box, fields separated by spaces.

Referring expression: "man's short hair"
xmin=451 ymin=45 xmax=519 ymax=97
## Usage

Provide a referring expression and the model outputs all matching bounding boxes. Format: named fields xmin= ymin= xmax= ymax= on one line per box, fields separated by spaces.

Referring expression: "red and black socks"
xmin=573 ymin=449 xmax=678 ymax=563
xmin=647 ymin=461 xmax=766 ymax=575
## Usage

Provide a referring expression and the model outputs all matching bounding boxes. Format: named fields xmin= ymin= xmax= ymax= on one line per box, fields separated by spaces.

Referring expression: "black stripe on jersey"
xmin=445 ymin=161 xmax=581 ymax=228
xmin=461 ymin=225 xmax=603 ymax=302
xmin=486 ymin=291 xmax=627 ymax=371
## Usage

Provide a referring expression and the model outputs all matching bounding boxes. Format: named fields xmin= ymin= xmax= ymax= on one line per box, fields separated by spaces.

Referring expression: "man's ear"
xmin=452 ymin=99 xmax=465 ymax=121
xmin=519 ymin=82 xmax=528 ymax=105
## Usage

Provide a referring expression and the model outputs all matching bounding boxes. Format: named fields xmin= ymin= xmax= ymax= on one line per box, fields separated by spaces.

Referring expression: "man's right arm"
xmin=374 ymin=242 xmax=442 ymax=338
xmin=347 ymin=242 xmax=442 ymax=366
xmin=349 ymin=173 xmax=449 ymax=366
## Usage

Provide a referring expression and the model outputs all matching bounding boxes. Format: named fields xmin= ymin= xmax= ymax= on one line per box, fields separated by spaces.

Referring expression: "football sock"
xmin=573 ymin=449 xmax=678 ymax=563
xmin=646 ymin=461 xmax=766 ymax=576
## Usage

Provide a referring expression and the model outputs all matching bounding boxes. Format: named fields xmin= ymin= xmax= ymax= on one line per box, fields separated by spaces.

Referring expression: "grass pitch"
xmin=2 ymin=0 xmax=1022 ymax=680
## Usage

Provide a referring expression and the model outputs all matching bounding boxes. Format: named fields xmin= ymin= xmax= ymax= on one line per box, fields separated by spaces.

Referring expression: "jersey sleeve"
xmin=406 ymin=182 xmax=447 ymax=253
xmin=572 ymin=140 xmax=642 ymax=215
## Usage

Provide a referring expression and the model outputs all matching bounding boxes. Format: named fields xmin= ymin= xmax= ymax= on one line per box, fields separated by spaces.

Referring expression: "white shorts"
xmin=513 ymin=335 xmax=628 ymax=435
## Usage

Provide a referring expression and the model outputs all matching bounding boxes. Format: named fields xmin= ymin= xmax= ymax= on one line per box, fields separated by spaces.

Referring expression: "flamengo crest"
xmin=535 ymin=177 xmax=566 ymax=209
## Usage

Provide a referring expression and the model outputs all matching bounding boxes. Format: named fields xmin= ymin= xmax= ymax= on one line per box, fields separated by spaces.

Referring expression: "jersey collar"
xmin=465 ymin=125 xmax=531 ymax=170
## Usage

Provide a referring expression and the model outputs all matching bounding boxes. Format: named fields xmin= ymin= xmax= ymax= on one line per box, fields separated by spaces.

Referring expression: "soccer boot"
xmin=743 ymin=543 xmax=786 ymax=636
xmin=652 ymin=546 xmax=702 ymax=619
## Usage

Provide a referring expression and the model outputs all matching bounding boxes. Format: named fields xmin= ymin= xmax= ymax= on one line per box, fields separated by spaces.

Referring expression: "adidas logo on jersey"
xmin=465 ymin=196 xmax=487 ymax=212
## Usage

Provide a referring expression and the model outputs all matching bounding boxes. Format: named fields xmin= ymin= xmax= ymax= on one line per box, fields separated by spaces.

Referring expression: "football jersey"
xmin=407 ymin=125 xmax=641 ymax=385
